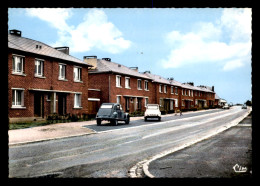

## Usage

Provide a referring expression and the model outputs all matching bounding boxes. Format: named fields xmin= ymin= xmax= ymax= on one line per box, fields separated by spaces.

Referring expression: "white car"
xmin=144 ymin=104 xmax=161 ymax=121
xmin=222 ymin=103 xmax=230 ymax=109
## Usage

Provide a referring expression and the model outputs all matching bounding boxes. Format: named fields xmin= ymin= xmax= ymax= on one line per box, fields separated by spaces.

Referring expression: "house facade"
xmin=86 ymin=57 xmax=155 ymax=114
xmin=8 ymin=30 xmax=91 ymax=123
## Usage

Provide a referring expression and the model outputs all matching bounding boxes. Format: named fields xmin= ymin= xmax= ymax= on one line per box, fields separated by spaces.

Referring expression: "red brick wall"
xmin=8 ymin=50 xmax=89 ymax=119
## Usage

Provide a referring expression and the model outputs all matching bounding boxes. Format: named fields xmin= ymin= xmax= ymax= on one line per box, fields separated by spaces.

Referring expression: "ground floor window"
xmin=74 ymin=93 xmax=82 ymax=108
xmin=12 ymin=89 xmax=24 ymax=107
xmin=170 ymin=100 xmax=174 ymax=110
xmin=145 ymin=98 xmax=148 ymax=107
xmin=117 ymin=96 xmax=121 ymax=104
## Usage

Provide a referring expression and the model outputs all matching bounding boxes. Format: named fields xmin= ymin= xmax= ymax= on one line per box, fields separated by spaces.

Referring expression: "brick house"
xmin=86 ymin=56 xmax=154 ymax=114
xmin=143 ymin=72 xmax=182 ymax=114
xmin=8 ymin=30 xmax=91 ymax=123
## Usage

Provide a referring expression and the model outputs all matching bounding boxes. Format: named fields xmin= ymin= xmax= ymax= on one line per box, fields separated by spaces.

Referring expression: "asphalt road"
xmin=8 ymin=106 xmax=249 ymax=178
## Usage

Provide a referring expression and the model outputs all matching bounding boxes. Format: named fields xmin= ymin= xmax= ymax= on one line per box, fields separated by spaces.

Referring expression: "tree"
xmin=245 ymin=100 xmax=252 ymax=106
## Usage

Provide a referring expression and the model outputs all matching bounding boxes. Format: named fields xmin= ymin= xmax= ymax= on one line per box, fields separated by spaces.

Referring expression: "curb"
xmin=129 ymin=108 xmax=251 ymax=178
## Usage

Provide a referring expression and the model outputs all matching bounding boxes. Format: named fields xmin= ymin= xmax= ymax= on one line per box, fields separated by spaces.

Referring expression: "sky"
xmin=8 ymin=8 xmax=252 ymax=104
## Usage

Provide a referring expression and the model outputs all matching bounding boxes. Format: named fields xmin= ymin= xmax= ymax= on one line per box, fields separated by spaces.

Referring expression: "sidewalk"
xmin=8 ymin=108 xmax=222 ymax=146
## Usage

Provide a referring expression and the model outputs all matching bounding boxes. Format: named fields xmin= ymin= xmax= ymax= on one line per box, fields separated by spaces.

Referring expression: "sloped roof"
xmin=89 ymin=59 xmax=152 ymax=80
xmin=144 ymin=73 xmax=183 ymax=87
xmin=8 ymin=34 xmax=90 ymax=66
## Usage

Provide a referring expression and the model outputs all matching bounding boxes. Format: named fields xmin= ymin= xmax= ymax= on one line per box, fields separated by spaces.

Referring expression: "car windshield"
xmin=147 ymin=105 xmax=158 ymax=109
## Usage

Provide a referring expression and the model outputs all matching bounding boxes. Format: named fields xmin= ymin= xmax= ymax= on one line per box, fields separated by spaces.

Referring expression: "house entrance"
xmin=34 ymin=92 xmax=44 ymax=117
xmin=58 ymin=93 xmax=67 ymax=115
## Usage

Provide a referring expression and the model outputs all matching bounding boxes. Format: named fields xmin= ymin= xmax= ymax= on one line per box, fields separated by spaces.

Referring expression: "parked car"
xmin=96 ymin=103 xmax=130 ymax=126
xmin=242 ymin=105 xmax=247 ymax=109
xmin=222 ymin=103 xmax=230 ymax=109
xmin=144 ymin=104 xmax=161 ymax=121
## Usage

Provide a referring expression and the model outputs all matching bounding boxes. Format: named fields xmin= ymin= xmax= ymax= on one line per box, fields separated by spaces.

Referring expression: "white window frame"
xmin=182 ymin=99 xmax=185 ymax=106
xmin=191 ymin=90 xmax=193 ymax=97
xmin=159 ymin=84 xmax=162 ymax=93
xmin=74 ymin=66 xmax=82 ymax=82
xmin=74 ymin=93 xmax=82 ymax=108
xmin=116 ymin=75 xmax=122 ymax=88
xmin=171 ymin=86 xmax=174 ymax=94
xmin=117 ymin=96 xmax=121 ymax=104
xmin=170 ymin=100 xmax=174 ymax=110
xmin=59 ymin=63 xmax=66 ymax=80
xmin=144 ymin=80 xmax=149 ymax=91
xmin=164 ymin=85 xmax=167 ymax=93
xmin=195 ymin=99 xmax=198 ymax=105
xmin=11 ymin=88 xmax=25 ymax=108
xmin=35 ymin=59 xmax=44 ymax=77
xmin=12 ymin=55 xmax=25 ymax=75
xmin=188 ymin=90 xmax=190 ymax=96
xmin=175 ymin=99 xmax=178 ymax=107
xmin=145 ymin=97 xmax=148 ymax=107
xmin=137 ymin=79 xmax=142 ymax=90
xmin=175 ymin=87 xmax=178 ymax=95
xmin=125 ymin=77 xmax=130 ymax=89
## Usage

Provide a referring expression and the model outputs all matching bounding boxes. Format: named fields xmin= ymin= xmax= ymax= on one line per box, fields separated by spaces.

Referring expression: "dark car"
xmin=96 ymin=103 xmax=130 ymax=126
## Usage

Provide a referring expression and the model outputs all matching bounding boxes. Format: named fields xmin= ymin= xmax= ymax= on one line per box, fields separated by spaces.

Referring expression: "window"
xmin=175 ymin=87 xmax=178 ymax=94
xmin=171 ymin=86 xmax=174 ymax=94
xmin=137 ymin=79 xmax=142 ymax=90
xmin=175 ymin=99 xmax=178 ymax=107
xmin=46 ymin=93 xmax=52 ymax=101
xmin=116 ymin=75 xmax=121 ymax=87
xmin=74 ymin=93 xmax=82 ymax=108
xmin=59 ymin=64 xmax=66 ymax=80
xmin=35 ymin=59 xmax=44 ymax=77
xmin=125 ymin=77 xmax=130 ymax=88
xmin=12 ymin=55 xmax=24 ymax=74
xmin=145 ymin=98 xmax=148 ymax=107
xmin=12 ymin=89 xmax=24 ymax=108
xmin=144 ymin=80 xmax=149 ymax=91
xmin=195 ymin=91 xmax=197 ymax=96
xmin=170 ymin=100 xmax=174 ymax=110
xmin=195 ymin=99 xmax=198 ymax=105
xmin=182 ymin=100 xmax=185 ymax=106
xmin=191 ymin=90 xmax=193 ymax=97
xmin=74 ymin=66 xmax=82 ymax=82
xmin=164 ymin=85 xmax=167 ymax=93
xmin=188 ymin=90 xmax=190 ymax=96
xmin=182 ymin=89 xmax=184 ymax=95
xmin=160 ymin=98 xmax=163 ymax=106
xmin=117 ymin=96 xmax=121 ymax=104
xmin=159 ymin=84 xmax=162 ymax=93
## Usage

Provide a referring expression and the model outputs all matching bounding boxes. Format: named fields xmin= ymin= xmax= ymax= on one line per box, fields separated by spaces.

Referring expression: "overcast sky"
xmin=8 ymin=8 xmax=252 ymax=104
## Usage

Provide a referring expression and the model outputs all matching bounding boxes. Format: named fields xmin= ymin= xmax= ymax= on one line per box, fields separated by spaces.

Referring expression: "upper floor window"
xmin=171 ymin=86 xmax=174 ymax=94
xmin=164 ymin=85 xmax=167 ymax=93
xmin=144 ymin=80 xmax=149 ymax=91
xmin=12 ymin=55 xmax=25 ymax=75
xmin=125 ymin=77 xmax=130 ymax=88
xmin=59 ymin=63 xmax=66 ymax=80
xmin=74 ymin=66 xmax=82 ymax=82
xmin=137 ymin=79 xmax=142 ymax=90
xmin=116 ymin=75 xmax=121 ymax=87
xmin=35 ymin=59 xmax=44 ymax=77
xmin=175 ymin=87 xmax=178 ymax=94
xmin=159 ymin=84 xmax=162 ymax=93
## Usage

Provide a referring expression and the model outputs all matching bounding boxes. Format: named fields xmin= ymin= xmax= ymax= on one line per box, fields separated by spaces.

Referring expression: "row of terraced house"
xmin=8 ymin=30 xmax=220 ymax=123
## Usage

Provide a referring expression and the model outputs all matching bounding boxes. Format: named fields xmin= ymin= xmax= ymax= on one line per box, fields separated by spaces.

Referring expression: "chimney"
xmin=144 ymin=71 xmax=151 ymax=74
xmin=84 ymin=56 xmax=97 ymax=70
xmin=187 ymin=82 xmax=194 ymax=86
xmin=9 ymin=29 xmax=22 ymax=37
xmin=102 ymin=58 xmax=111 ymax=62
xmin=55 ymin=47 xmax=69 ymax=55
xmin=212 ymin=86 xmax=214 ymax=92
xmin=130 ymin=67 xmax=138 ymax=72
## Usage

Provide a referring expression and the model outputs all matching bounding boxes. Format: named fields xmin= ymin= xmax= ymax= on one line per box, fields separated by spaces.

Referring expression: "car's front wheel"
xmin=158 ymin=117 xmax=161 ymax=121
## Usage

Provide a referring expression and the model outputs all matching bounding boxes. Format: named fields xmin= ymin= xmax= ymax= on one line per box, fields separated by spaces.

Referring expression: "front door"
xmin=34 ymin=92 xmax=44 ymax=117
xmin=58 ymin=94 xmax=67 ymax=115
